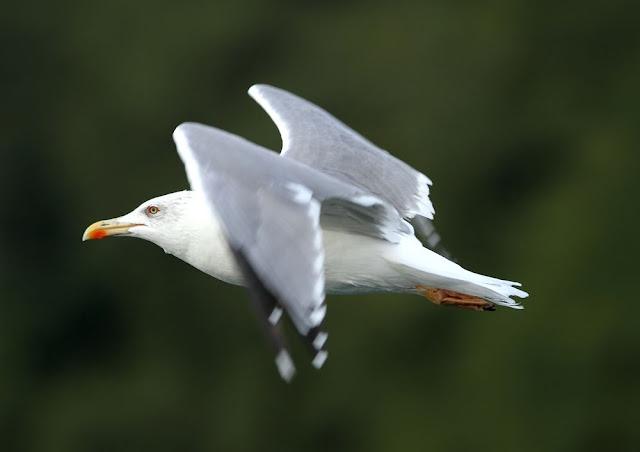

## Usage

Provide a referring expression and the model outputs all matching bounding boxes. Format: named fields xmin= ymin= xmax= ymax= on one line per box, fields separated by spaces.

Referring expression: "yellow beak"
xmin=82 ymin=219 xmax=143 ymax=241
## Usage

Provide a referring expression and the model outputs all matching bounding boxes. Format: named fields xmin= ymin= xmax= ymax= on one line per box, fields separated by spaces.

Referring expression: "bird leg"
xmin=416 ymin=285 xmax=496 ymax=312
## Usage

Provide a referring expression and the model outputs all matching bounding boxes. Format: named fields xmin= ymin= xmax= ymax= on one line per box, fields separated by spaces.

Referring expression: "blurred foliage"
xmin=1 ymin=0 xmax=640 ymax=451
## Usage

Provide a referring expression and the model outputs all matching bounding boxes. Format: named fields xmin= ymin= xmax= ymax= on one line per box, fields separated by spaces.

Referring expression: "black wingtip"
xmin=305 ymin=327 xmax=329 ymax=369
xmin=232 ymin=248 xmax=297 ymax=381
xmin=411 ymin=216 xmax=455 ymax=261
xmin=232 ymin=247 xmax=330 ymax=377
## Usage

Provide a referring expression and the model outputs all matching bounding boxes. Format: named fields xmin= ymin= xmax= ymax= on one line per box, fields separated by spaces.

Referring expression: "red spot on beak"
xmin=89 ymin=229 xmax=108 ymax=240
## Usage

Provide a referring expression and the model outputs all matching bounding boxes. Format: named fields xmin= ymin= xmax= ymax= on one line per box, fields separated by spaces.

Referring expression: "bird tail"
xmin=388 ymin=237 xmax=529 ymax=309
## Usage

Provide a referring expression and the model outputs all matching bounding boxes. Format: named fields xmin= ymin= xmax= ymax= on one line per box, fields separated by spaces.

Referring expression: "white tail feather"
xmin=390 ymin=236 xmax=529 ymax=309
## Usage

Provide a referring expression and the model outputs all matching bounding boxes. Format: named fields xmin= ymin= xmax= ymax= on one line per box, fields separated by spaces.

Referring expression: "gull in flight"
xmin=83 ymin=84 xmax=528 ymax=381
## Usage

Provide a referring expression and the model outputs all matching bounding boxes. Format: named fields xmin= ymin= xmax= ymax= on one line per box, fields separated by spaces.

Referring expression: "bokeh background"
xmin=2 ymin=1 xmax=640 ymax=451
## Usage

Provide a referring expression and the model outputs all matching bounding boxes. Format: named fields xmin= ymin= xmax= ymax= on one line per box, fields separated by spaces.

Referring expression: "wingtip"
xmin=268 ymin=307 xmax=283 ymax=325
xmin=248 ymin=83 xmax=272 ymax=98
xmin=312 ymin=350 xmax=328 ymax=369
xmin=247 ymin=84 xmax=260 ymax=97
xmin=172 ymin=122 xmax=187 ymax=142
xmin=172 ymin=122 xmax=201 ymax=144
xmin=312 ymin=331 xmax=328 ymax=350
xmin=309 ymin=304 xmax=327 ymax=327
xmin=275 ymin=350 xmax=296 ymax=382
xmin=413 ymin=172 xmax=435 ymax=220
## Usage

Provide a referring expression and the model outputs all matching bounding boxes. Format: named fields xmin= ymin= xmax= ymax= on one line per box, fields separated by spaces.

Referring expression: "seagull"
xmin=83 ymin=84 xmax=528 ymax=381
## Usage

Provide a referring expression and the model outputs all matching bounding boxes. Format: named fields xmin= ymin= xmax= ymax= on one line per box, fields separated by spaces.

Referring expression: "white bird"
xmin=83 ymin=84 xmax=528 ymax=381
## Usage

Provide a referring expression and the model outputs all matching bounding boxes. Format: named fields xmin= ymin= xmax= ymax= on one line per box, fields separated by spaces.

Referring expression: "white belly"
xmin=322 ymin=229 xmax=412 ymax=294
xmin=182 ymin=224 xmax=411 ymax=294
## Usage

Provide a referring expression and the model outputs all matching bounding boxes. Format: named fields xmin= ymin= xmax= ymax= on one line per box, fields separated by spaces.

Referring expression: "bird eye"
xmin=146 ymin=205 xmax=160 ymax=216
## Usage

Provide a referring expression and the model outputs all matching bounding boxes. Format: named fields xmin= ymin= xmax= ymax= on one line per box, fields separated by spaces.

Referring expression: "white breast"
xmin=176 ymin=208 xmax=245 ymax=286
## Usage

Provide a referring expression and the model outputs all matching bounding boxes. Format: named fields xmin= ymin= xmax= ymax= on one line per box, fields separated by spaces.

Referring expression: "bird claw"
xmin=416 ymin=285 xmax=496 ymax=312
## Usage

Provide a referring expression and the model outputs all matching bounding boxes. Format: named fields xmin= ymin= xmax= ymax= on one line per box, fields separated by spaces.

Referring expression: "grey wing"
xmin=173 ymin=122 xmax=410 ymax=378
xmin=175 ymin=122 xmax=411 ymax=243
xmin=248 ymin=84 xmax=435 ymax=220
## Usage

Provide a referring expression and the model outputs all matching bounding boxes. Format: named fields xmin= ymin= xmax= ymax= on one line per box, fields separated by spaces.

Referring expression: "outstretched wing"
xmin=173 ymin=122 xmax=410 ymax=379
xmin=248 ymin=84 xmax=435 ymax=220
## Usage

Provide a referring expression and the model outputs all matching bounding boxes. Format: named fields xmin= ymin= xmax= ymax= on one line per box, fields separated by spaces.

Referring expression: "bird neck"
xmin=169 ymin=193 xmax=243 ymax=286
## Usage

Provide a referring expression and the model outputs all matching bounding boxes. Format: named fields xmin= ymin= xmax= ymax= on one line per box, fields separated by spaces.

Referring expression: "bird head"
xmin=82 ymin=190 xmax=199 ymax=255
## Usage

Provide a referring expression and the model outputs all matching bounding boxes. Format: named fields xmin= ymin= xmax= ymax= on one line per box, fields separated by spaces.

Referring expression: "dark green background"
xmin=2 ymin=1 xmax=639 ymax=451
